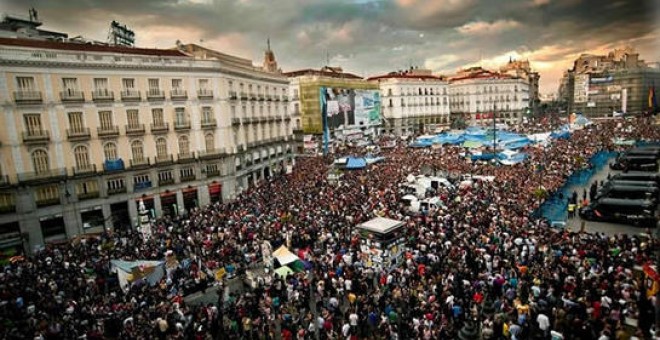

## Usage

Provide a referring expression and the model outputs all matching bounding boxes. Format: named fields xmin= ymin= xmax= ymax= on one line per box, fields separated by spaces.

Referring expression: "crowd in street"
xmin=0 ymin=117 xmax=659 ymax=340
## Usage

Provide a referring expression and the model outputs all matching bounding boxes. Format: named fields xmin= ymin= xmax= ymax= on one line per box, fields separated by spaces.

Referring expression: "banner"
xmin=320 ymin=87 xmax=381 ymax=131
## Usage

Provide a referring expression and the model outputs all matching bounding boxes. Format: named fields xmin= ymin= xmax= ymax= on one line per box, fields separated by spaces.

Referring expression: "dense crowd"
xmin=0 ymin=117 xmax=659 ymax=340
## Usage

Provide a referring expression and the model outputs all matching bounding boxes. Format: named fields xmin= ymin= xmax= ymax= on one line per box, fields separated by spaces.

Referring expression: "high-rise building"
xmin=0 ymin=37 xmax=294 ymax=253
xmin=448 ymin=67 xmax=530 ymax=126
xmin=559 ymin=48 xmax=660 ymax=116
xmin=368 ymin=68 xmax=450 ymax=135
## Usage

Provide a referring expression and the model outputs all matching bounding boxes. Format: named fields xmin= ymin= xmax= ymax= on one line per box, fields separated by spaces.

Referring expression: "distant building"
xmin=0 ymin=9 xmax=67 ymax=40
xmin=284 ymin=67 xmax=379 ymax=147
xmin=500 ymin=58 xmax=540 ymax=115
xmin=559 ymin=47 xmax=660 ymax=116
xmin=448 ymin=67 xmax=530 ymax=126
xmin=368 ymin=67 xmax=450 ymax=135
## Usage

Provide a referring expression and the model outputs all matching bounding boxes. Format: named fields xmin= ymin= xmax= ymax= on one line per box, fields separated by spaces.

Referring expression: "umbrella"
xmin=274 ymin=266 xmax=294 ymax=278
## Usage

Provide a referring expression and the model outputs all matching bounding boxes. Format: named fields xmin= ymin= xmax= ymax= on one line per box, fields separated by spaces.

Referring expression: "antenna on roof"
xmin=326 ymin=50 xmax=330 ymax=67
xmin=267 ymin=37 xmax=271 ymax=51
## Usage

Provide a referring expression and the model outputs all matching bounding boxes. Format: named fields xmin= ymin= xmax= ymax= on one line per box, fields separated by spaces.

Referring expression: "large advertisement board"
xmin=320 ymin=87 xmax=381 ymax=131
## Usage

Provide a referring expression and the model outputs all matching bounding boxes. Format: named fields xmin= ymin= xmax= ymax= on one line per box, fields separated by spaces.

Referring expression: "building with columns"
xmin=448 ymin=67 xmax=530 ymax=126
xmin=0 ymin=37 xmax=294 ymax=253
xmin=368 ymin=68 xmax=450 ymax=135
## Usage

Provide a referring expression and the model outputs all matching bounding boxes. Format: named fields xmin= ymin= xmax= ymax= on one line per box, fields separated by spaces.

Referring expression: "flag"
xmin=649 ymin=86 xmax=657 ymax=110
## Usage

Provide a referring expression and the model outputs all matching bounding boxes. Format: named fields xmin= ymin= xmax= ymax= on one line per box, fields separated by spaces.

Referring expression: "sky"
xmin=3 ymin=0 xmax=659 ymax=95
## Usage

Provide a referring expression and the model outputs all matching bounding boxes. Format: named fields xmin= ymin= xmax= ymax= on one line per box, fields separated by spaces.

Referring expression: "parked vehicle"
xmin=604 ymin=180 xmax=658 ymax=189
xmin=595 ymin=185 xmax=659 ymax=201
xmin=611 ymin=172 xmax=660 ymax=185
xmin=579 ymin=198 xmax=657 ymax=227
xmin=610 ymin=155 xmax=658 ymax=171
xmin=620 ymin=147 xmax=660 ymax=158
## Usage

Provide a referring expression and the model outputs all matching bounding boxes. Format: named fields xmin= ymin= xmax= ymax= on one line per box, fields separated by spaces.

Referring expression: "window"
xmin=62 ymin=78 xmax=79 ymax=92
xmin=175 ymin=108 xmax=187 ymax=125
xmin=231 ymin=106 xmax=236 ymax=118
xmin=126 ymin=110 xmax=140 ymax=127
xmin=198 ymin=79 xmax=209 ymax=90
xmin=205 ymin=133 xmax=214 ymax=151
xmin=76 ymin=180 xmax=98 ymax=195
xmin=180 ymin=167 xmax=194 ymax=178
xmin=152 ymin=109 xmax=164 ymax=125
xmin=35 ymin=185 xmax=59 ymax=203
xmin=122 ymin=78 xmax=135 ymax=90
xmin=172 ymin=79 xmax=183 ymax=90
xmin=74 ymin=145 xmax=90 ymax=169
xmin=158 ymin=170 xmax=173 ymax=182
xmin=32 ymin=149 xmax=49 ymax=174
xmin=228 ymin=80 xmax=234 ymax=90
xmin=0 ymin=193 xmax=15 ymax=210
xmin=133 ymin=174 xmax=150 ymax=184
xmin=202 ymin=106 xmax=213 ymax=122
xmin=98 ymin=111 xmax=113 ymax=129
xmin=131 ymin=140 xmax=144 ymax=161
xmin=68 ymin=112 xmax=85 ymax=132
xmin=148 ymin=79 xmax=160 ymax=91
xmin=24 ymin=114 xmax=43 ymax=134
xmin=155 ymin=137 xmax=168 ymax=158
xmin=16 ymin=76 xmax=36 ymax=91
xmin=178 ymin=135 xmax=190 ymax=155
xmin=107 ymin=178 xmax=125 ymax=190
xmin=94 ymin=78 xmax=109 ymax=91
xmin=103 ymin=142 xmax=118 ymax=161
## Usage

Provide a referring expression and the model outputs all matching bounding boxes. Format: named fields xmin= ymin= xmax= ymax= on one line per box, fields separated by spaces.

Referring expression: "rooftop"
xmin=284 ymin=66 xmax=363 ymax=80
xmin=0 ymin=37 xmax=187 ymax=57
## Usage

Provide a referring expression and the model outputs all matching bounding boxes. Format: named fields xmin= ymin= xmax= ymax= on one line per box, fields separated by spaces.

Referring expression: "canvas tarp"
xmin=274 ymin=266 xmax=294 ymax=278
xmin=346 ymin=157 xmax=367 ymax=169
xmin=273 ymin=246 xmax=300 ymax=265
xmin=111 ymin=260 xmax=165 ymax=292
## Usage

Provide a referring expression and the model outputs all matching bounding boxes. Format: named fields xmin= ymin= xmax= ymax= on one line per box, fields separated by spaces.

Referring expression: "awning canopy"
xmin=273 ymin=246 xmax=300 ymax=265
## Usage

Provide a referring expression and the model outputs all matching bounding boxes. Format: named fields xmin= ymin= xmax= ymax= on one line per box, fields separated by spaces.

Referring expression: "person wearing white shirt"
xmin=537 ymin=312 xmax=550 ymax=337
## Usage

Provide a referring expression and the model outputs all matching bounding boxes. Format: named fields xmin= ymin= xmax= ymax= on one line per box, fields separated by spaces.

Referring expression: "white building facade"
xmin=0 ymin=38 xmax=294 ymax=252
xmin=449 ymin=69 xmax=530 ymax=126
xmin=370 ymin=75 xmax=450 ymax=135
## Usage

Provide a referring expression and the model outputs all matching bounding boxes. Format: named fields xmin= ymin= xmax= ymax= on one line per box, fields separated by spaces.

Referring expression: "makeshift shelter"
xmin=498 ymin=150 xmax=528 ymax=165
xmin=462 ymin=140 xmax=483 ymax=149
xmin=111 ymin=260 xmax=165 ymax=292
xmin=272 ymin=246 xmax=299 ymax=266
xmin=274 ymin=266 xmax=294 ymax=278
xmin=345 ymin=157 xmax=367 ymax=170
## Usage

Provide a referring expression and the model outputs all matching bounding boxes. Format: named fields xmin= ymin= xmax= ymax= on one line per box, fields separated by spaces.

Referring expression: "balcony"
xmin=14 ymin=90 xmax=42 ymax=104
xmin=22 ymin=130 xmax=50 ymax=143
xmin=150 ymin=123 xmax=169 ymax=134
xmin=228 ymin=91 xmax=238 ymax=100
xmin=36 ymin=197 xmax=61 ymax=208
xmin=159 ymin=177 xmax=175 ymax=186
xmin=107 ymin=186 xmax=127 ymax=195
xmin=231 ymin=118 xmax=241 ymax=126
xmin=66 ymin=127 xmax=91 ymax=141
xmin=97 ymin=126 xmax=120 ymax=137
xmin=125 ymin=124 xmax=146 ymax=135
xmin=199 ymin=148 xmax=226 ymax=160
xmin=197 ymin=89 xmax=214 ymax=99
xmin=201 ymin=118 xmax=217 ymax=129
xmin=282 ymin=95 xmax=289 ymax=102
xmin=103 ymin=159 xmax=125 ymax=172
xmin=120 ymin=89 xmax=141 ymax=101
xmin=243 ymin=117 xmax=254 ymax=124
xmin=240 ymin=92 xmax=248 ymax=100
xmin=292 ymin=95 xmax=299 ymax=101
xmin=258 ymin=94 xmax=265 ymax=101
xmin=170 ymin=89 xmax=188 ymax=100
xmin=180 ymin=171 xmax=196 ymax=182
xmin=17 ymin=168 xmax=67 ymax=184
xmin=78 ymin=190 xmax=100 ymax=200
xmin=92 ymin=89 xmax=114 ymax=101
xmin=129 ymin=157 xmax=150 ymax=170
xmin=0 ymin=204 xmax=16 ymax=214
xmin=177 ymin=152 xmax=196 ymax=163
xmin=154 ymin=154 xmax=174 ymax=165
xmin=73 ymin=164 xmax=97 ymax=176
xmin=174 ymin=121 xmax=191 ymax=131
xmin=0 ymin=175 xmax=10 ymax=188
xmin=146 ymin=89 xmax=165 ymax=101
xmin=206 ymin=167 xmax=221 ymax=177
xmin=60 ymin=90 xmax=84 ymax=102
xmin=273 ymin=95 xmax=280 ymax=102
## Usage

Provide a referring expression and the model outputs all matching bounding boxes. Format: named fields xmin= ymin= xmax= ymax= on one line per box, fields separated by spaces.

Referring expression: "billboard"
xmin=320 ymin=87 xmax=381 ymax=131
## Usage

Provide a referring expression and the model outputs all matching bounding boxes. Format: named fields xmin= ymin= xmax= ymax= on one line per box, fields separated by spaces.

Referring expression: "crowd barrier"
xmin=535 ymin=150 xmax=618 ymax=224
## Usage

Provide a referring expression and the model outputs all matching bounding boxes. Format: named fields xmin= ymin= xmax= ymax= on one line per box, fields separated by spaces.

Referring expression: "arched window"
xmin=178 ymin=135 xmax=190 ymax=155
xmin=205 ymin=133 xmax=214 ymax=151
xmin=73 ymin=145 xmax=90 ymax=169
xmin=103 ymin=142 xmax=117 ymax=161
xmin=131 ymin=140 xmax=144 ymax=161
xmin=32 ymin=149 xmax=49 ymax=174
xmin=155 ymin=137 xmax=168 ymax=158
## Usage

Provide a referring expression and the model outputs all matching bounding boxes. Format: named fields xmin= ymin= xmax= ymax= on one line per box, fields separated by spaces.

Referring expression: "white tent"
xmin=111 ymin=260 xmax=165 ymax=292
xmin=273 ymin=246 xmax=300 ymax=265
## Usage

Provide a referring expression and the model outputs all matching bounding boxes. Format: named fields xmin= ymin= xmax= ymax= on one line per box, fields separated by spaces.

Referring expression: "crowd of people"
xmin=0 ymin=117 xmax=659 ymax=340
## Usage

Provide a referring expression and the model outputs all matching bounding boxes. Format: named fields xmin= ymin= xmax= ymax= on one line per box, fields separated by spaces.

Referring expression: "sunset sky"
xmin=3 ymin=0 xmax=658 ymax=95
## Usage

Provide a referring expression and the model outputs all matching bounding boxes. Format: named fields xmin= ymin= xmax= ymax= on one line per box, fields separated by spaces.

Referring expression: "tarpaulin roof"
xmin=273 ymin=246 xmax=300 ymax=265
xmin=346 ymin=157 xmax=367 ymax=169
xmin=462 ymin=140 xmax=483 ymax=148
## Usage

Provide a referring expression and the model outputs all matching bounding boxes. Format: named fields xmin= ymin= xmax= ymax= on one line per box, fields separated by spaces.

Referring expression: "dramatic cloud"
xmin=2 ymin=0 xmax=656 ymax=94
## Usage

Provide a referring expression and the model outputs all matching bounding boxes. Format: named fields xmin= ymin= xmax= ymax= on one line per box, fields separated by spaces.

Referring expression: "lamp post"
xmin=493 ymin=103 xmax=497 ymax=156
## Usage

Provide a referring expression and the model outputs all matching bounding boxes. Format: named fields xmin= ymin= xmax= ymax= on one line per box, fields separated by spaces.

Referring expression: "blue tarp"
xmin=502 ymin=137 xmax=532 ymax=150
xmin=345 ymin=157 xmax=367 ymax=169
xmin=550 ymin=130 xmax=570 ymax=139
xmin=471 ymin=153 xmax=497 ymax=161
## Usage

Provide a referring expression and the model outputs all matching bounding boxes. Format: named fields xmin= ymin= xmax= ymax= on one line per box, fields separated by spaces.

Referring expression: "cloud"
xmin=457 ymin=20 xmax=522 ymax=35
xmin=0 ymin=0 xmax=654 ymax=95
